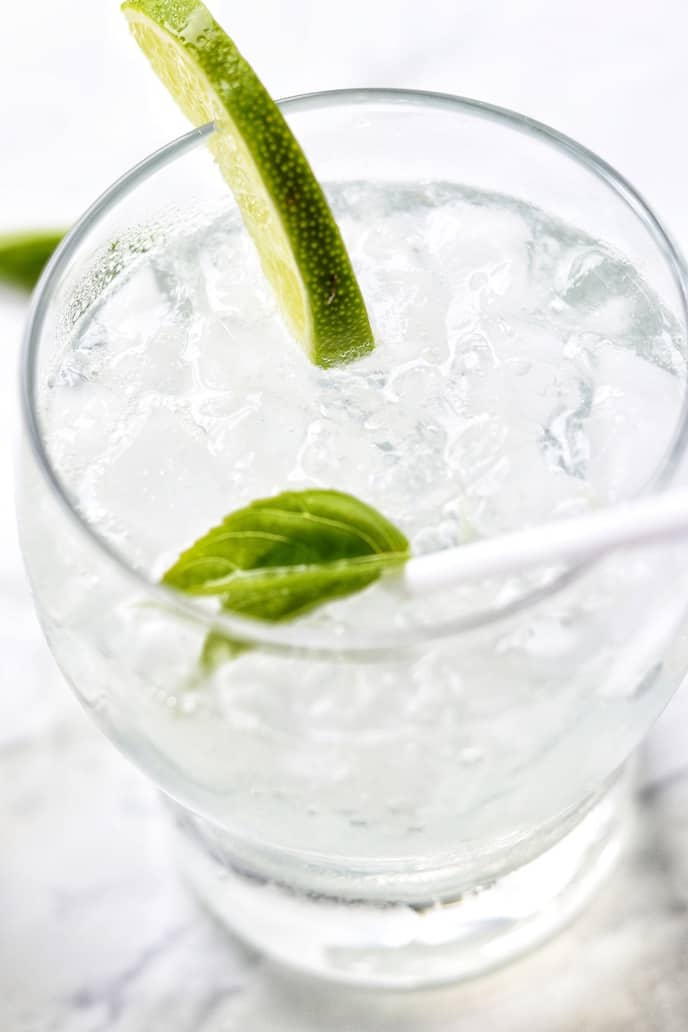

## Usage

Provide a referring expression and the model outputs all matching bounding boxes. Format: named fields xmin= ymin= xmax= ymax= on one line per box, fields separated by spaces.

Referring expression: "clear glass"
xmin=17 ymin=91 xmax=688 ymax=987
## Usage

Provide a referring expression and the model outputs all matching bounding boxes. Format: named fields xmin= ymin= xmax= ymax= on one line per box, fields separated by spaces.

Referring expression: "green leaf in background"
xmin=0 ymin=230 xmax=65 ymax=290
xmin=162 ymin=489 xmax=410 ymax=665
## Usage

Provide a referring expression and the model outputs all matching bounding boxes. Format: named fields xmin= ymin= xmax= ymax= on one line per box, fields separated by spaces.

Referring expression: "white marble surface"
xmin=3 ymin=0 xmax=688 ymax=1027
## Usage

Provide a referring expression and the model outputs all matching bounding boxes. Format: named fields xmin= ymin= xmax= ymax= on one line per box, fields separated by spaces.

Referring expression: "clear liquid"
xmin=36 ymin=181 xmax=686 ymax=891
xmin=45 ymin=181 xmax=685 ymax=568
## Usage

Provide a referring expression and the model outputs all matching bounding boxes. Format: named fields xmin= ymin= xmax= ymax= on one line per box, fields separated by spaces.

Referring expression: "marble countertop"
xmin=3 ymin=0 xmax=688 ymax=1027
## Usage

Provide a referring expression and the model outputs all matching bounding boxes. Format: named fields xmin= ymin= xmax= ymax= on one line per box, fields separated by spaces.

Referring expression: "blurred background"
xmin=3 ymin=0 xmax=688 ymax=232
xmin=2 ymin=2 xmax=688 ymax=1028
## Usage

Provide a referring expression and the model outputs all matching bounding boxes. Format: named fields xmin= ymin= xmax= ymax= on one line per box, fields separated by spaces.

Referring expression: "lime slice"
xmin=122 ymin=0 xmax=374 ymax=367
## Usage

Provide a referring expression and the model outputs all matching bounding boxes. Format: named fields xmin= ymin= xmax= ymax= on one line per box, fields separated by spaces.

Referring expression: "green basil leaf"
xmin=162 ymin=489 xmax=409 ymax=663
xmin=0 ymin=230 xmax=65 ymax=290
xmin=200 ymin=630 xmax=251 ymax=671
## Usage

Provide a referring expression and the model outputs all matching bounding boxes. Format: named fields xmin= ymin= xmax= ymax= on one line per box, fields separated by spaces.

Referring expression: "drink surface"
xmin=44 ymin=180 xmax=684 ymax=573
xmin=35 ymin=180 xmax=686 ymax=890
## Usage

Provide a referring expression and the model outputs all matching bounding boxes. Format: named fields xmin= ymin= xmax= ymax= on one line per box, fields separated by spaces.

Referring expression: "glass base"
xmin=168 ymin=774 xmax=632 ymax=988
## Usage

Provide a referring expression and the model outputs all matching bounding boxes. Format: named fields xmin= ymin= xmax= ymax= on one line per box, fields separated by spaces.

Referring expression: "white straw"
xmin=401 ymin=489 xmax=688 ymax=595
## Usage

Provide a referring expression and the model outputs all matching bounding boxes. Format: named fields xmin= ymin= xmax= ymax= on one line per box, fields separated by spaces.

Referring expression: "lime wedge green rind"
xmin=0 ymin=230 xmax=65 ymax=290
xmin=121 ymin=0 xmax=374 ymax=367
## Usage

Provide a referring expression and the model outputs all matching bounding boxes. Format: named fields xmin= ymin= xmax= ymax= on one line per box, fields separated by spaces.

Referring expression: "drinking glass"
xmin=17 ymin=90 xmax=688 ymax=987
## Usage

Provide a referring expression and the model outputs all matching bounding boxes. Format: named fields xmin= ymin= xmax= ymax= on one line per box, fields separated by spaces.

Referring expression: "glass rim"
xmin=20 ymin=87 xmax=688 ymax=657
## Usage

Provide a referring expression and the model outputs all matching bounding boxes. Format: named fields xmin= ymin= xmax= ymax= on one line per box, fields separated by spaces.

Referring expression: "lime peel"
xmin=122 ymin=0 xmax=374 ymax=366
